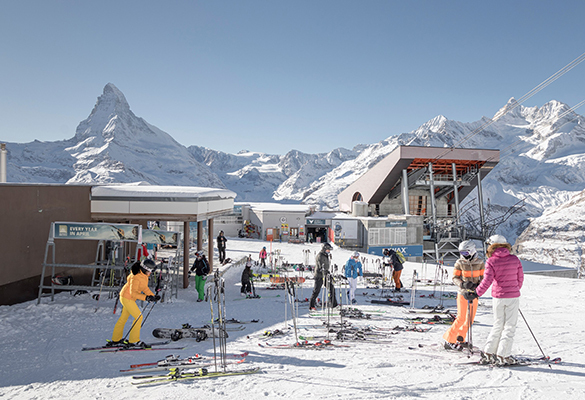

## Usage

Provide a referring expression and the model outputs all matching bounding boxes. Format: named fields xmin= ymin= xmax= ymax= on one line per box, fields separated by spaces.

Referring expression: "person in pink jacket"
xmin=471 ymin=234 xmax=524 ymax=365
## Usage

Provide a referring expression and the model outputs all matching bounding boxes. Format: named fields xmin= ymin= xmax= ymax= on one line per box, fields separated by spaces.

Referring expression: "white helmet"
xmin=352 ymin=251 xmax=360 ymax=258
xmin=487 ymin=234 xmax=507 ymax=245
xmin=458 ymin=240 xmax=476 ymax=258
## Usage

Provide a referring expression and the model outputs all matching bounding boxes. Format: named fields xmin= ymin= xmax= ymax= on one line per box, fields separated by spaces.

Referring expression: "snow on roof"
xmin=91 ymin=184 xmax=236 ymax=200
xmin=245 ymin=202 xmax=312 ymax=213
xmin=309 ymin=210 xmax=345 ymax=219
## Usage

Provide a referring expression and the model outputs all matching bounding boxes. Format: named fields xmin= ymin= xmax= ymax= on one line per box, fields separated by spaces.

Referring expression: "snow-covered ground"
xmin=1 ymin=238 xmax=584 ymax=399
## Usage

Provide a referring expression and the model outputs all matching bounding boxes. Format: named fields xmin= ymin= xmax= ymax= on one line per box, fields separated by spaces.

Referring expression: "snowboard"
xmin=369 ymin=298 xmax=410 ymax=306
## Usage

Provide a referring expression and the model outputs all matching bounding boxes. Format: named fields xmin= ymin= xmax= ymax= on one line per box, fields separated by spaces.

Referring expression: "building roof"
xmin=241 ymin=202 xmax=313 ymax=213
xmin=338 ymin=145 xmax=499 ymax=212
xmin=91 ymin=184 xmax=236 ymax=221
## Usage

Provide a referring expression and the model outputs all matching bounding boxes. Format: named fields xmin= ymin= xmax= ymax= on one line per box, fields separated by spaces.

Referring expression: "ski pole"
xmin=519 ymin=309 xmax=548 ymax=360
xmin=467 ymin=299 xmax=473 ymax=356
xmin=141 ymin=299 xmax=158 ymax=327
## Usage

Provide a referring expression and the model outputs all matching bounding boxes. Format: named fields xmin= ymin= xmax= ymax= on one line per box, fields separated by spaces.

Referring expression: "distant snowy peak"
xmin=75 ymin=83 xmax=131 ymax=141
xmin=514 ymin=189 xmax=585 ymax=267
xmin=493 ymin=97 xmax=523 ymax=121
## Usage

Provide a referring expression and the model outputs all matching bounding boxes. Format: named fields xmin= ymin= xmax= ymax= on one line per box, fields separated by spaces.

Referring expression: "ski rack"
xmin=160 ymin=237 xmax=182 ymax=302
xmin=37 ymin=222 xmax=141 ymax=304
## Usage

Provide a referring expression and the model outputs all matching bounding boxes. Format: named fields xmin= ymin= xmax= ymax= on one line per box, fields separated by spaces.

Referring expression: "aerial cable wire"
xmin=432 ymin=50 xmax=585 ymax=162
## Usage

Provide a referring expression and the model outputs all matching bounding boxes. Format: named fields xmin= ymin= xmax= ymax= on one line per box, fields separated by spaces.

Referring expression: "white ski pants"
xmin=347 ymin=277 xmax=358 ymax=302
xmin=483 ymin=297 xmax=520 ymax=358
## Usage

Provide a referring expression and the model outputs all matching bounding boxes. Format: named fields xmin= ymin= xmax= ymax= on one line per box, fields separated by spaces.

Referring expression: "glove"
xmin=462 ymin=281 xmax=476 ymax=290
xmin=462 ymin=290 xmax=478 ymax=301
xmin=146 ymin=295 xmax=161 ymax=302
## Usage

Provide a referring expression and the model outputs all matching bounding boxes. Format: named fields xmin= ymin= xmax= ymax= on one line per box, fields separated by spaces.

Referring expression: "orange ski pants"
xmin=443 ymin=294 xmax=478 ymax=343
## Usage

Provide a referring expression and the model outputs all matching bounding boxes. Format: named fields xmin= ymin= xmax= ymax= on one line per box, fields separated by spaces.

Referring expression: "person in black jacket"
xmin=309 ymin=242 xmax=337 ymax=310
xmin=241 ymin=261 xmax=253 ymax=296
xmin=190 ymin=250 xmax=209 ymax=302
xmin=387 ymin=249 xmax=404 ymax=291
xmin=217 ymin=231 xmax=227 ymax=263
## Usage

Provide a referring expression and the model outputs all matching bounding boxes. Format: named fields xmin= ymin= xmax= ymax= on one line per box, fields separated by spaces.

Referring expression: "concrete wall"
xmin=0 ymin=184 xmax=95 ymax=305
xmin=378 ymin=189 xmax=452 ymax=217
xmin=252 ymin=210 xmax=306 ymax=240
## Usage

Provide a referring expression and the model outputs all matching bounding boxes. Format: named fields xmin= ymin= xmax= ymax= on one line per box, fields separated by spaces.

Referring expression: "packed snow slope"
xmin=1 ymin=238 xmax=584 ymax=400
xmin=5 ymin=83 xmax=585 ymax=270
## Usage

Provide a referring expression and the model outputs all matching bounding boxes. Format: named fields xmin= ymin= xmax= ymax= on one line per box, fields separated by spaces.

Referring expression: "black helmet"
xmin=322 ymin=242 xmax=332 ymax=251
xmin=142 ymin=258 xmax=156 ymax=273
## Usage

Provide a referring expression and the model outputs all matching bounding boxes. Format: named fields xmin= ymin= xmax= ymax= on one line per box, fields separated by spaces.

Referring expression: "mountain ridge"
xmin=4 ymin=83 xmax=585 ymax=267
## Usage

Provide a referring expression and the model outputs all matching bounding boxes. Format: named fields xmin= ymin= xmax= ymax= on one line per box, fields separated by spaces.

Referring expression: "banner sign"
xmin=385 ymin=221 xmax=407 ymax=228
xmin=142 ymin=229 xmax=179 ymax=245
xmin=54 ymin=222 xmax=140 ymax=241
xmin=333 ymin=220 xmax=358 ymax=239
xmin=306 ymin=219 xmax=327 ymax=225
xmin=367 ymin=245 xmax=423 ymax=257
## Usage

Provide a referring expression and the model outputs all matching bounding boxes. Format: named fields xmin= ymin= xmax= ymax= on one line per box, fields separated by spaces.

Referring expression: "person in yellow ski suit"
xmin=110 ymin=260 xmax=158 ymax=348
xmin=443 ymin=240 xmax=484 ymax=350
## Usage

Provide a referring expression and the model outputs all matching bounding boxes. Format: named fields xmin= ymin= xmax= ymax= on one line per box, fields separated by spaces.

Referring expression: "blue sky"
xmin=1 ymin=1 xmax=584 ymax=154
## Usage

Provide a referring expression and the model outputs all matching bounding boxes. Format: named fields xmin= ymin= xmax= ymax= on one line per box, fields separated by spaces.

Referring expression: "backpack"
xmin=395 ymin=250 xmax=406 ymax=264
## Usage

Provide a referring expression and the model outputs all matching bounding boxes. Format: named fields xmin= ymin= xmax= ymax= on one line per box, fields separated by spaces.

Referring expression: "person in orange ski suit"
xmin=443 ymin=240 xmax=484 ymax=350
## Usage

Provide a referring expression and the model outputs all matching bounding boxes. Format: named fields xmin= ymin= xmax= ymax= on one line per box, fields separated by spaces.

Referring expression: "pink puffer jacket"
xmin=476 ymin=246 xmax=524 ymax=298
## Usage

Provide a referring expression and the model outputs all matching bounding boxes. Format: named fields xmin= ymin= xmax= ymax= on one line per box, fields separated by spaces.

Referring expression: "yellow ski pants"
xmin=112 ymin=296 xmax=143 ymax=343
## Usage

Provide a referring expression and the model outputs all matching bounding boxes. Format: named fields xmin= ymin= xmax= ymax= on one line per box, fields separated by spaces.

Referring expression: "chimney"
xmin=0 ymin=143 xmax=6 ymax=183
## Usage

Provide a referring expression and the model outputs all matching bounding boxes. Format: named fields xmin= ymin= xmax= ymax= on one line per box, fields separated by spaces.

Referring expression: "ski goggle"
xmin=460 ymin=251 xmax=471 ymax=256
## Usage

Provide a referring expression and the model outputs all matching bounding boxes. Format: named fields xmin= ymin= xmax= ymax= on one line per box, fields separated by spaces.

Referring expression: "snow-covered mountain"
xmin=4 ymin=84 xmax=585 ymax=267
xmin=6 ymin=83 xmax=224 ymax=187
xmin=514 ymin=189 xmax=585 ymax=268
xmin=188 ymin=146 xmax=359 ymax=202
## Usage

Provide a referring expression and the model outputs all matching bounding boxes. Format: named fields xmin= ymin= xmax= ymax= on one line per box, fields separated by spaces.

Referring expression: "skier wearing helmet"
xmin=309 ymin=242 xmax=337 ymax=310
xmin=344 ymin=252 xmax=363 ymax=304
xmin=474 ymin=234 xmax=524 ymax=365
xmin=190 ymin=250 xmax=209 ymax=302
xmin=443 ymin=240 xmax=485 ymax=351
xmin=109 ymin=259 xmax=158 ymax=348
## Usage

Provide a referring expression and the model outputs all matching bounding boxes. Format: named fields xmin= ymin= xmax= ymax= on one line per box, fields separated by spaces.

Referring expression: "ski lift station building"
xmin=0 ymin=183 xmax=236 ymax=305
xmin=335 ymin=145 xmax=499 ymax=260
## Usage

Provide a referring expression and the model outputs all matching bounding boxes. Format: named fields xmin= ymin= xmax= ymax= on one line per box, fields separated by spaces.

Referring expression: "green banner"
xmin=54 ymin=222 xmax=140 ymax=241
xmin=142 ymin=229 xmax=179 ymax=245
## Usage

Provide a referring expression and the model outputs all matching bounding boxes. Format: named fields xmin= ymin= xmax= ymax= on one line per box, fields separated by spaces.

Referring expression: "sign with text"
xmin=368 ymin=245 xmax=423 ymax=257
xmin=54 ymin=222 xmax=140 ymax=242
xmin=385 ymin=221 xmax=407 ymax=228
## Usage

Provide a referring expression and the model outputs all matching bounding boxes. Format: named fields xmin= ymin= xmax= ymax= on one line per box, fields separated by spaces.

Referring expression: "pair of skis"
xmin=459 ymin=355 xmax=562 ymax=368
xmin=82 ymin=340 xmax=185 ymax=353
xmin=258 ymin=339 xmax=350 ymax=349
xmin=122 ymin=355 xmax=248 ymax=373
xmin=131 ymin=366 xmax=261 ymax=386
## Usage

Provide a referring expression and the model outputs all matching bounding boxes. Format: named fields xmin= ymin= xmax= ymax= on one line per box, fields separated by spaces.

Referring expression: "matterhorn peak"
xmin=92 ymin=82 xmax=131 ymax=117
xmin=74 ymin=83 xmax=132 ymax=141
xmin=102 ymin=83 xmax=130 ymax=109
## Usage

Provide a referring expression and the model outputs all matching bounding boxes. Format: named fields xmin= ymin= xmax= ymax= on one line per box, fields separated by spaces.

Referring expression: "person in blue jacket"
xmin=344 ymin=252 xmax=363 ymax=304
